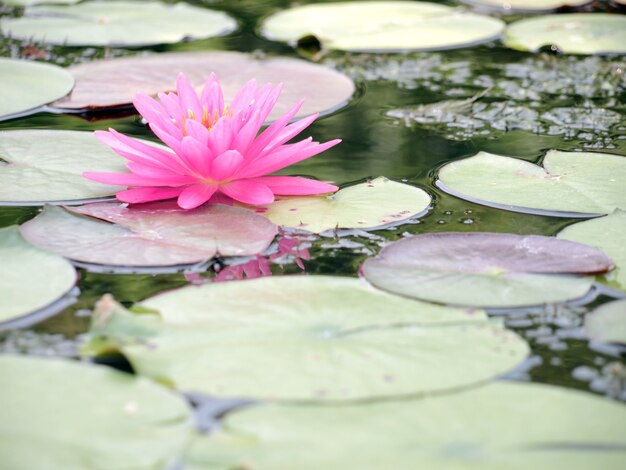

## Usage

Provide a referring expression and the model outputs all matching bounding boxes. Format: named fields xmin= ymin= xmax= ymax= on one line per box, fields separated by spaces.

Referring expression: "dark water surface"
xmin=1 ymin=0 xmax=625 ymax=399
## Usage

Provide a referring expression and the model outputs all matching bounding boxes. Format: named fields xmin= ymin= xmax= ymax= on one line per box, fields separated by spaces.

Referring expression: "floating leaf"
xmin=437 ymin=150 xmax=626 ymax=217
xmin=19 ymin=203 xmax=277 ymax=269
xmin=504 ymin=14 xmax=626 ymax=55
xmin=0 ymin=226 xmax=76 ymax=329
xmin=187 ymin=381 xmax=626 ymax=470
xmin=261 ymin=1 xmax=505 ymax=52
xmin=558 ymin=211 xmax=626 ymax=292
xmin=0 ymin=355 xmax=192 ymax=470
xmin=84 ymin=277 xmax=529 ymax=401
xmin=461 ymin=0 xmax=592 ymax=12
xmin=254 ymin=177 xmax=430 ymax=233
xmin=0 ymin=130 xmax=128 ymax=205
xmin=362 ymin=232 xmax=612 ymax=308
xmin=585 ymin=299 xmax=626 ymax=344
xmin=0 ymin=58 xmax=74 ymax=121
xmin=52 ymin=51 xmax=355 ymax=119
xmin=0 ymin=1 xmax=237 ymax=47
xmin=2 ymin=0 xmax=79 ymax=5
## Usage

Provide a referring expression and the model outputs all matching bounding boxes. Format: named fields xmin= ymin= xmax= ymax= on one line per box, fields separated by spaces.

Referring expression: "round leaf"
xmin=461 ymin=0 xmax=592 ymax=12
xmin=188 ymin=381 xmax=626 ymax=470
xmin=84 ymin=276 xmax=529 ymax=401
xmin=362 ymin=232 xmax=612 ymax=308
xmin=585 ymin=299 xmax=626 ymax=344
xmin=0 ymin=355 xmax=192 ymax=470
xmin=558 ymin=211 xmax=626 ymax=292
xmin=256 ymin=177 xmax=431 ymax=233
xmin=437 ymin=150 xmax=626 ymax=217
xmin=0 ymin=130 xmax=127 ymax=205
xmin=52 ymin=51 xmax=355 ymax=119
xmin=504 ymin=14 xmax=626 ymax=55
xmin=260 ymin=1 xmax=505 ymax=52
xmin=0 ymin=226 xmax=76 ymax=329
xmin=0 ymin=1 xmax=237 ymax=47
xmin=0 ymin=58 xmax=74 ymax=121
xmin=19 ymin=203 xmax=277 ymax=269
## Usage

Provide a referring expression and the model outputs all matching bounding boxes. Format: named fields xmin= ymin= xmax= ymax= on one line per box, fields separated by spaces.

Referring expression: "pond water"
xmin=1 ymin=0 xmax=625 ymax=465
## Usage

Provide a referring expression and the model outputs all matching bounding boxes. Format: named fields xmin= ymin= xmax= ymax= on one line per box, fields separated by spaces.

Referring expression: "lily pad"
xmin=461 ymin=0 xmax=592 ymax=12
xmin=361 ymin=232 xmax=612 ymax=308
xmin=19 ymin=203 xmax=277 ymax=269
xmin=0 ymin=1 xmax=237 ymax=47
xmin=2 ymin=0 xmax=80 ymax=5
xmin=558 ymin=211 xmax=626 ymax=292
xmin=84 ymin=276 xmax=529 ymax=401
xmin=52 ymin=51 xmax=355 ymax=119
xmin=585 ymin=299 xmax=626 ymax=344
xmin=504 ymin=14 xmax=626 ymax=55
xmin=0 ymin=226 xmax=76 ymax=329
xmin=260 ymin=1 xmax=505 ymax=52
xmin=0 ymin=130 xmax=127 ymax=205
xmin=254 ymin=177 xmax=430 ymax=233
xmin=0 ymin=355 xmax=192 ymax=470
xmin=0 ymin=58 xmax=74 ymax=121
xmin=187 ymin=381 xmax=626 ymax=470
xmin=437 ymin=150 xmax=626 ymax=217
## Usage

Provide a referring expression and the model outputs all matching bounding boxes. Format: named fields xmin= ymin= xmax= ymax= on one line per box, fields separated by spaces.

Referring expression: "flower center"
xmin=180 ymin=106 xmax=234 ymax=136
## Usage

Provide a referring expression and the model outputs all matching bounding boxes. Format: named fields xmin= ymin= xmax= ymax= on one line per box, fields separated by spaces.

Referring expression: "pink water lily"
xmin=84 ymin=73 xmax=340 ymax=209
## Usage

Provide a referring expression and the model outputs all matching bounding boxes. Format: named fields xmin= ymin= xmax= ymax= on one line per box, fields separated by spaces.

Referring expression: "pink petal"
xmin=158 ymin=92 xmax=183 ymax=119
xmin=132 ymin=93 xmax=169 ymax=124
xmin=252 ymin=176 xmax=338 ymax=195
xmin=125 ymin=162 xmax=178 ymax=179
xmin=220 ymin=179 xmax=274 ymax=205
xmin=265 ymin=113 xmax=319 ymax=152
xmin=176 ymin=73 xmax=202 ymax=119
xmin=177 ymin=184 xmax=218 ymax=209
xmin=210 ymin=150 xmax=244 ymax=181
xmin=200 ymin=73 xmax=224 ymax=115
xmin=83 ymin=171 xmax=195 ymax=187
xmin=229 ymin=79 xmax=258 ymax=113
xmin=179 ymin=136 xmax=213 ymax=176
xmin=116 ymin=187 xmax=183 ymax=204
xmin=246 ymin=99 xmax=304 ymax=158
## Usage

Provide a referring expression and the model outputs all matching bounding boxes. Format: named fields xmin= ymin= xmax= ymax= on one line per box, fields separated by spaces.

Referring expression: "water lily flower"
xmin=84 ymin=73 xmax=340 ymax=209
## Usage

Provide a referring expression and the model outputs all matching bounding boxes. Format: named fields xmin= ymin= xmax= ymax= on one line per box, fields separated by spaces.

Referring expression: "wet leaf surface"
xmin=584 ymin=299 xmax=626 ymax=344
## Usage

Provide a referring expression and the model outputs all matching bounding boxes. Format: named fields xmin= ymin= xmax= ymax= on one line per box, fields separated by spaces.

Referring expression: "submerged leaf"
xmin=84 ymin=276 xmax=529 ymax=401
xmin=19 ymin=203 xmax=277 ymax=269
xmin=362 ymin=232 xmax=612 ymax=308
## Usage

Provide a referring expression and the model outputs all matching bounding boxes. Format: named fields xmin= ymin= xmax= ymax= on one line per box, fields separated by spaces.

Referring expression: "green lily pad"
xmin=558 ymin=211 xmax=626 ymax=293
xmin=0 ymin=355 xmax=192 ymax=470
xmin=0 ymin=1 xmax=237 ymax=47
xmin=585 ymin=299 xmax=626 ymax=344
xmin=0 ymin=58 xmax=74 ymax=121
xmin=0 ymin=226 xmax=76 ymax=329
xmin=52 ymin=51 xmax=355 ymax=119
xmin=19 ymin=203 xmax=277 ymax=270
xmin=437 ymin=150 xmax=626 ymax=217
xmin=504 ymin=14 xmax=626 ymax=55
xmin=0 ymin=130 xmax=127 ymax=205
xmin=84 ymin=276 xmax=529 ymax=401
xmin=187 ymin=381 xmax=626 ymax=470
xmin=361 ymin=232 xmax=612 ymax=308
xmin=255 ymin=177 xmax=430 ymax=233
xmin=461 ymin=0 xmax=592 ymax=12
xmin=260 ymin=1 xmax=505 ymax=52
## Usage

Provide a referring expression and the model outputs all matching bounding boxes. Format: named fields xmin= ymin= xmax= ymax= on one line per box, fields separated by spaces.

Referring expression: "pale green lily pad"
xmin=0 ymin=58 xmax=74 ymax=121
xmin=0 ymin=226 xmax=76 ymax=329
xmin=361 ymin=232 xmax=611 ymax=308
xmin=188 ymin=381 xmax=626 ymax=470
xmin=504 ymin=14 xmax=626 ymax=55
xmin=461 ymin=0 xmax=592 ymax=12
xmin=52 ymin=51 xmax=355 ymax=120
xmin=558 ymin=211 xmax=626 ymax=292
xmin=2 ymin=0 xmax=80 ymax=5
xmin=0 ymin=355 xmax=192 ymax=470
xmin=84 ymin=276 xmax=529 ymax=401
xmin=19 ymin=203 xmax=277 ymax=269
xmin=0 ymin=130 xmax=127 ymax=205
xmin=255 ymin=177 xmax=430 ymax=233
xmin=585 ymin=299 xmax=626 ymax=344
xmin=0 ymin=1 xmax=237 ymax=47
xmin=260 ymin=1 xmax=505 ymax=52
xmin=437 ymin=150 xmax=626 ymax=217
